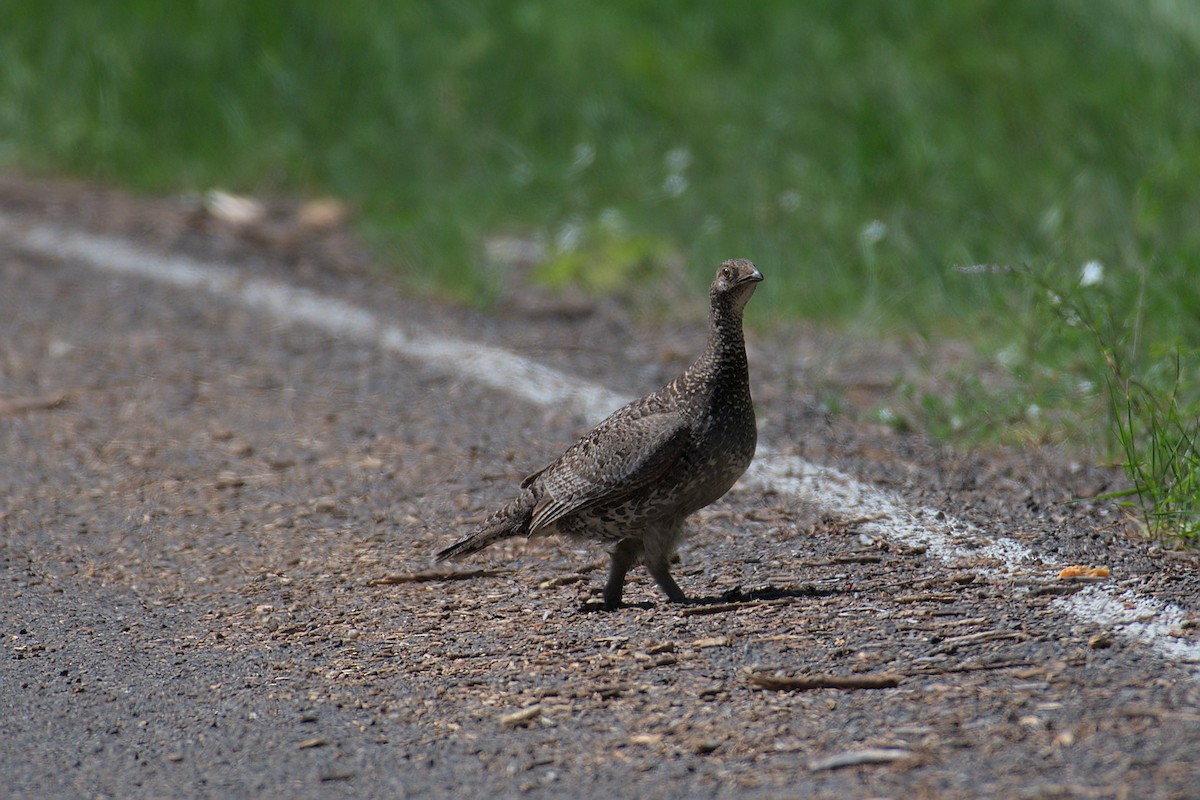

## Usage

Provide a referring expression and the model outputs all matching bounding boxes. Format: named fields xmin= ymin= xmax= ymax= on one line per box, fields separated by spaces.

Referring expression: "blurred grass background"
xmin=1 ymin=2 xmax=1196 ymax=332
xmin=3 ymin=1 xmax=1199 ymax=538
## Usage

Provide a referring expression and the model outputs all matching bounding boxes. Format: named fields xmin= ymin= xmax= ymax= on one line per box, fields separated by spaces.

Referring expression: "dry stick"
xmin=498 ymin=705 xmax=542 ymax=728
xmin=538 ymin=573 xmax=588 ymax=589
xmin=790 ymin=554 xmax=885 ymax=566
xmin=894 ymin=592 xmax=962 ymax=603
xmin=911 ymin=659 xmax=1039 ymax=676
xmin=681 ymin=602 xmax=745 ymax=616
xmin=0 ymin=392 xmax=67 ymax=416
xmin=938 ymin=629 xmax=1027 ymax=645
xmin=749 ymin=673 xmax=901 ymax=692
xmin=368 ymin=568 xmax=504 ymax=585
xmin=681 ymin=597 xmax=799 ymax=617
xmin=808 ymin=748 xmax=913 ymax=772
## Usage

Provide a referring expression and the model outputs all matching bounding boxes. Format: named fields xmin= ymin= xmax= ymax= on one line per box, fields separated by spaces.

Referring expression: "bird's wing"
xmin=526 ymin=409 xmax=692 ymax=532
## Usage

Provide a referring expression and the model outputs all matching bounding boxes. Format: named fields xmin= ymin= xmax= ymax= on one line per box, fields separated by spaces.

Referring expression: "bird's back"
xmin=524 ymin=355 xmax=757 ymax=542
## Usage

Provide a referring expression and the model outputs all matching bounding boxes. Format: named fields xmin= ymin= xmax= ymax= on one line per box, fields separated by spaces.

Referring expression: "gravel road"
xmin=2 ymin=179 xmax=1198 ymax=799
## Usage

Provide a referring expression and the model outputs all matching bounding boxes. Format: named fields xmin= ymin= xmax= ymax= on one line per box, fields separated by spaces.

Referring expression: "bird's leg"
xmin=642 ymin=521 xmax=688 ymax=604
xmin=603 ymin=538 xmax=642 ymax=610
xmin=644 ymin=554 xmax=688 ymax=604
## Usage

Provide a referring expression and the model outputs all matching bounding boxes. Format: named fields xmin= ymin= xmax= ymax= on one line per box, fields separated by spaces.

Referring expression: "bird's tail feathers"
xmin=434 ymin=492 xmax=536 ymax=562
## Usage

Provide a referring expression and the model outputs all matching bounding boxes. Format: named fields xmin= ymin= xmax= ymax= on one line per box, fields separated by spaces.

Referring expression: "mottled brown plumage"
xmin=436 ymin=259 xmax=763 ymax=609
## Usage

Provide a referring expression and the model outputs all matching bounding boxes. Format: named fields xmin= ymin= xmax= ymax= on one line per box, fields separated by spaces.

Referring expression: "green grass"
xmin=1032 ymin=265 xmax=1200 ymax=544
xmin=2 ymin=2 xmax=1199 ymax=541
xmin=3 ymin=2 xmax=1198 ymax=325
xmin=1112 ymin=358 xmax=1200 ymax=545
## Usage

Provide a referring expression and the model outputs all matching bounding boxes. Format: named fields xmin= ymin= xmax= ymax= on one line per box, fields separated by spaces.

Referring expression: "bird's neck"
xmin=695 ymin=299 xmax=750 ymax=392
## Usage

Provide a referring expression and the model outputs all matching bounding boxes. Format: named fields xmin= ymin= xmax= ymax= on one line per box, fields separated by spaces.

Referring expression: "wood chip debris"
xmin=793 ymin=554 xmax=885 ymax=567
xmin=937 ymin=629 xmax=1027 ymax=646
xmin=691 ymin=636 xmax=730 ymax=648
xmin=498 ymin=704 xmax=542 ymax=728
xmin=680 ymin=596 xmax=799 ymax=616
xmin=628 ymin=733 xmax=664 ymax=746
xmin=681 ymin=602 xmax=744 ymax=616
xmin=643 ymin=654 xmax=678 ymax=669
xmin=537 ymin=573 xmax=586 ymax=589
xmin=319 ymin=770 xmax=355 ymax=782
xmin=1057 ymin=565 xmax=1111 ymax=579
xmin=1028 ymin=583 xmax=1088 ymax=597
xmin=688 ymin=738 xmax=723 ymax=755
xmin=0 ymin=392 xmax=67 ymax=416
xmin=749 ymin=672 xmax=901 ymax=692
xmin=912 ymin=659 xmax=1038 ymax=676
xmin=894 ymin=592 xmax=961 ymax=604
xmin=808 ymin=747 xmax=913 ymax=771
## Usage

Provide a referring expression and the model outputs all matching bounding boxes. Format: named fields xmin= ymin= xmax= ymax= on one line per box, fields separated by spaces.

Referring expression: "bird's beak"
xmin=743 ymin=268 xmax=763 ymax=284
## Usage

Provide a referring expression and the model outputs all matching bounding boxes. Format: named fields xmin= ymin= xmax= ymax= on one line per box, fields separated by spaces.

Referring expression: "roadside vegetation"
xmin=2 ymin=1 xmax=1197 ymax=543
xmin=1027 ymin=265 xmax=1199 ymax=544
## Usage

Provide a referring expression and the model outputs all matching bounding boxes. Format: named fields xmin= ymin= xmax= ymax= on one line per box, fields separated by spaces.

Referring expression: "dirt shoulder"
xmin=2 ymin=177 xmax=1198 ymax=799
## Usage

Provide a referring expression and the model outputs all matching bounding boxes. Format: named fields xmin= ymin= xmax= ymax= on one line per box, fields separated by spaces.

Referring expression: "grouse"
xmin=436 ymin=258 xmax=763 ymax=609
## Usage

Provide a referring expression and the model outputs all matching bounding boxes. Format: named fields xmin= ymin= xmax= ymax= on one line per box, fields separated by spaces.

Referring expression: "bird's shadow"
xmin=578 ymin=582 xmax=847 ymax=613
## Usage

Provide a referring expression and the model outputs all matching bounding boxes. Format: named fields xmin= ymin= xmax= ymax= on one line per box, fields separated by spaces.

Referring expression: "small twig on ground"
xmin=681 ymin=601 xmax=747 ymax=616
xmin=910 ymin=659 xmax=1039 ymax=676
xmin=538 ymin=573 xmax=587 ymax=589
xmin=749 ymin=672 xmax=901 ymax=692
xmin=0 ymin=392 xmax=67 ymax=416
xmin=498 ymin=705 xmax=541 ymax=728
xmin=894 ymin=592 xmax=962 ymax=603
xmin=792 ymin=554 xmax=885 ymax=567
xmin=808 ymin=748 xmax=913 ymax=771
xmin=367 ymin=568 xmax=504 ymax=585
xmin=680 ymin=597 xmax=800 ymax=616
xmin=938 ymin=629 xmax=1028 ymax=645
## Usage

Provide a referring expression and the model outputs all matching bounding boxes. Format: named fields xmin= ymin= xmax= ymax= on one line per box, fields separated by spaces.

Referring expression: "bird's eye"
xmin=721 ymin=267 xmax=732 ymax=280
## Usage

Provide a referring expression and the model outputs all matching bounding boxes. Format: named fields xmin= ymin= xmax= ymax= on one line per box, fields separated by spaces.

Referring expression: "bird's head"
xmin=710 ymin=258 xmax=763 ymax=310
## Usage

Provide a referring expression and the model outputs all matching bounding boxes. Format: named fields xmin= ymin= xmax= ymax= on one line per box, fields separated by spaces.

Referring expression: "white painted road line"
xmin=4 ymin=214 xmax=1198 ymax=673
